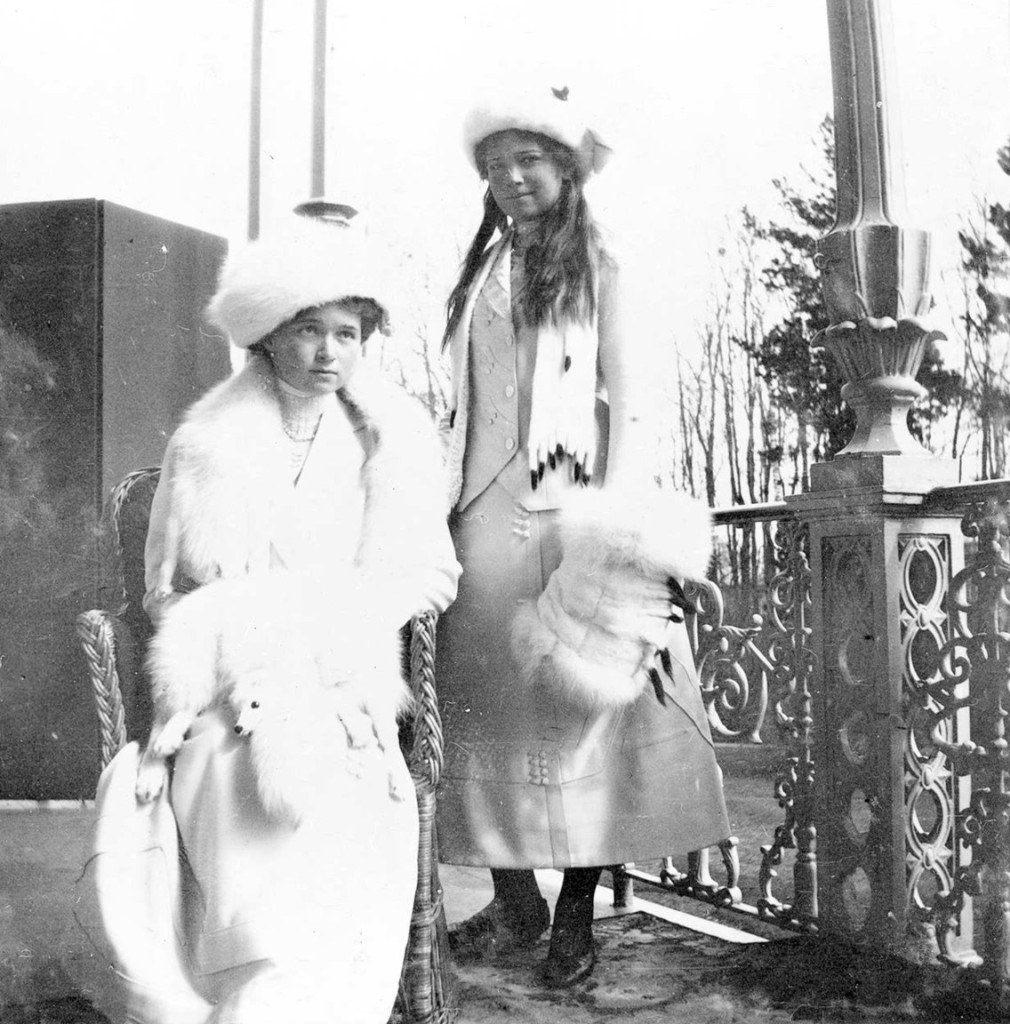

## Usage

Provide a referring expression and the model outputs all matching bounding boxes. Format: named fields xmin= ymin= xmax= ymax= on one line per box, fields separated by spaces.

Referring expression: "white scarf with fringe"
xmin=445 ymin=229 xmax=600 ymax=511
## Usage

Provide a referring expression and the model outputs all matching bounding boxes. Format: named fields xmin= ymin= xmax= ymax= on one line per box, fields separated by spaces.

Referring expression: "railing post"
xmin=785 ymin=0 xmax=972 ymax=961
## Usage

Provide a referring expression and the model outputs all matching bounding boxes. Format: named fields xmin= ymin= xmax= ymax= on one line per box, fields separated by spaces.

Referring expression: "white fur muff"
xmin=511 ymin=486 xmax=713 ymax=708
xmin=136 ymin=567 xmax=411 ymax=823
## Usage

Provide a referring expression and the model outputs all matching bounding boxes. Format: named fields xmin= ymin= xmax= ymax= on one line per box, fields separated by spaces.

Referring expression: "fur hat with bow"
xmin=462 ymin=84 xmax=613 ymax=181
xmin=206 ymin=218 xmax=392 ymax=349
xmin=511 ymin=487 xmax=713 ymax=708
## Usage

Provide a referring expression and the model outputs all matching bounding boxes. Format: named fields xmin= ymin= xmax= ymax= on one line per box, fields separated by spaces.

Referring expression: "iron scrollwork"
xmin=924 ymin=499 xmax=1010 ymax=989
xmin=691 ymin=578 xmax=770 ymax=744
xmin=756 ymin=517 xmax=818 ymax=931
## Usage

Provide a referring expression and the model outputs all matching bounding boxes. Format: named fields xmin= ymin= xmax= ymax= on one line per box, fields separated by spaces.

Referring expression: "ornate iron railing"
xmin=920 ymin=481 xmax=1010 ymax=990
xmin=620 ymin=501 xmax=819 ymax=933
xmin=623 ymin=482 xmax=1010 ymax=990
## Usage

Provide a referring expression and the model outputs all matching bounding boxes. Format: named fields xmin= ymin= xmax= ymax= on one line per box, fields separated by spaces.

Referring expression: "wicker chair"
xmin=75 ymin=467 xmax=457 ymax=1024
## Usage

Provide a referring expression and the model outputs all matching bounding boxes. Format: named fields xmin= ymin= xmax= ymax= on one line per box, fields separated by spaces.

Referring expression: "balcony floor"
xmin=0 ymin=804 xmax=984 ymax=1023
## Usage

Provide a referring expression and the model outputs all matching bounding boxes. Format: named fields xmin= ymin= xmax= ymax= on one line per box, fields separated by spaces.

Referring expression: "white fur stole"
xmin=511 ymin=487 xmax=713 ymax=708
xmin=155 ymin=355 xmax=447 ymax=596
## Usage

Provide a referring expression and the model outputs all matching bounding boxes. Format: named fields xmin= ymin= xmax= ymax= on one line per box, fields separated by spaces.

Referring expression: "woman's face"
xmin=482 ymin=131 xmax=566 ymax=225
xmin=264 ymin=303 xmax=363 ymax=395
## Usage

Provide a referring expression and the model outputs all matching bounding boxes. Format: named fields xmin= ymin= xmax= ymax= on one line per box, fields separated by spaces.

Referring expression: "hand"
xmin=144 ymin=586 xmax=181 ymax=626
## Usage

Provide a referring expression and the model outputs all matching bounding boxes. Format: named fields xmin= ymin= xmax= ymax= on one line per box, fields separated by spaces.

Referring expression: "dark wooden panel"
xmin=0 ymin=199 xmax=228 ymax=798
xmin=100 ymin=202 xmax=229 ymax=497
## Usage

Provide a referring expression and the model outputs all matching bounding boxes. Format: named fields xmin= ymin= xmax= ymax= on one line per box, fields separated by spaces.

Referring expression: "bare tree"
xmin=957 ymin=196 xmax=1010 ymax=480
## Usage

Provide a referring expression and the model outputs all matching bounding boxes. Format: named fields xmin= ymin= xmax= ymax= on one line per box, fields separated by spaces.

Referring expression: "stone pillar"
xmin=786 ymin=0 xmax=972 ymax=959
xmin=788 ymin=483 xmax=971 ymax=958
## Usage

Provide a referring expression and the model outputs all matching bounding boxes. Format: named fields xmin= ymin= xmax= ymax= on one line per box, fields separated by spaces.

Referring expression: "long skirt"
xmin=81 ymin=711 xmax=418 ymax=1024
xmin=435 ymin=477 xmax=730 ymax=870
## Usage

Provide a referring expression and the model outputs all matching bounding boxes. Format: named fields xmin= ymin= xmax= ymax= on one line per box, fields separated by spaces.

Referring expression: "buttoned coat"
xmin=435 ymin=234 xmax=730 ymax=869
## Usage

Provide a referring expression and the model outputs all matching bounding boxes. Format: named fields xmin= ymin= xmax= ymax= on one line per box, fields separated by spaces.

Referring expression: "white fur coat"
xmin=142 ymin=356 xmax=458 ymax=818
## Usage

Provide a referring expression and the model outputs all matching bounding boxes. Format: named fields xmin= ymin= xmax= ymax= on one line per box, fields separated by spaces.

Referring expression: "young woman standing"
xmin=436 ymin=86 xmax=730 ymax=988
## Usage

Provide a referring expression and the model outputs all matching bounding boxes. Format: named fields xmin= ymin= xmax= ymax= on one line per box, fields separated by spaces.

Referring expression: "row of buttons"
xmin=483 ymin=370 xmax=516 ymax=401
xmin=526 ymin=750 xmax=550 ymax=785
xmin=483 ymin=327 xmax=517 ymax=448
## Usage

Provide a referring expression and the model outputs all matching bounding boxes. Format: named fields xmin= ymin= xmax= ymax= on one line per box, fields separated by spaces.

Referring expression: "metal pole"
xmin=825 ymin=0 xmax=907 ymax=231
xmin=248 ymin=0 xmax=264 ymax=240
xmin=310 ymin=0 xmax=327 ymax=199
xmin=816 ymin=0 xmax=940 ymax=461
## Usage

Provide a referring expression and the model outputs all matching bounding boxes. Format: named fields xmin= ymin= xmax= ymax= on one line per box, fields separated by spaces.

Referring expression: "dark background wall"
xmin=0 ymin=199 xmax=230 ymax=798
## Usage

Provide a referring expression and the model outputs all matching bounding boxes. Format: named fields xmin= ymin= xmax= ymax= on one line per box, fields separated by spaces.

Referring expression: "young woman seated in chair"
xmin=86 ymin=219 xmax=460 ymax=1024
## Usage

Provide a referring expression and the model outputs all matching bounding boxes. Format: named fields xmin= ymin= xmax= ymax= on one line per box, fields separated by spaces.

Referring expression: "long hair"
xmin=520 ymin=174 xmax=601 ymax=328
xmin=442 ymin=188 xmax=508 ymax=349
xmin=442 ymin=133 xmax=602 ymax=349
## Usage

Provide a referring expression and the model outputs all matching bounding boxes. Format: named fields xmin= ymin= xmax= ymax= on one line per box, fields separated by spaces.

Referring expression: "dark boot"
xmin=448 ymin=868 xmax=550 ymax=963
xmin=537 ymin=866 xmax=601 ymax=988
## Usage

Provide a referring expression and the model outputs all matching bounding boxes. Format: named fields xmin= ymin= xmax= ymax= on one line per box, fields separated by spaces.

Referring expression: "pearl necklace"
xmin=276 ymin=377 xmax=329 ymax=442
xmin=281 ymin=415 xmax=321 ymax=442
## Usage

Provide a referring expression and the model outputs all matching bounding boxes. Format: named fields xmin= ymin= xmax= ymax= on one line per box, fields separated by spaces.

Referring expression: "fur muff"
xmin=511 ymin=486 xmax=713 ymax=709
xmin=137 ymin=570 xmax=411 ymax=822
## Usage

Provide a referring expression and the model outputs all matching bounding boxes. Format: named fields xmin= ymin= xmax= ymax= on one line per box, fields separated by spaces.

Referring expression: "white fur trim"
xmin=462 ymin=85 xmax=612 ymax=179
xmin=159 ymin=357 xmax=287 ymax=584
xmin=206 ymin=218 xmax=392 ymax=349
xmin=158 ymin=356 xmax=448 ymax=591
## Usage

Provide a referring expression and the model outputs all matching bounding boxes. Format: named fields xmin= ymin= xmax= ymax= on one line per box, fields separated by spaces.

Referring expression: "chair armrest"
xmin=401 ymin=608 xmax=457 ymax=1022
xmin=406 ymin=609 xmax=442 ymax=788
xmin=75 ymin=609 xmax=129 ymax=770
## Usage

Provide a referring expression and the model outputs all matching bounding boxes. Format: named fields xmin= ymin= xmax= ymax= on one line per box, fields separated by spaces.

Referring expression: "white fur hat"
xmin=206 ymin=218 xmax=391 ymax=349
xmin=462 ymin=85 xmax=612 ymax=180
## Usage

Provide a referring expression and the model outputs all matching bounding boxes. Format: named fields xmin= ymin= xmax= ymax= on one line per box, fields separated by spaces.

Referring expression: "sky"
xmin=0 ymin=1 xmax=1007 ymax=357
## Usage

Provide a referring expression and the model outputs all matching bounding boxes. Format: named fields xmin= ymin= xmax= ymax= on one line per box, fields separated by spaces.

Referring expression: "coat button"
xmin=505 ymin=437 xmax=516 ymax=451
xmin=505 ymin=384 xmax=515 ymax=398
xmin=507 ymin=334 xmax=515 ymax=347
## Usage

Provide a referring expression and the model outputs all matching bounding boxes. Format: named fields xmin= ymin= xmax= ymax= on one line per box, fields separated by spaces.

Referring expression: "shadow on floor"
xmin=449 ymin=915 xmax=1008 ymax=1024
